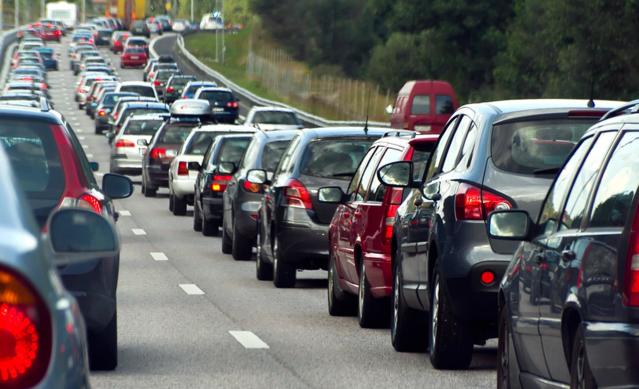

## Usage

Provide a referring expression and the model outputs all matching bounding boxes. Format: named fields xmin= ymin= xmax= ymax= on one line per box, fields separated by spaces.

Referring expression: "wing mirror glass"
xmin=377 ymin=161 xmax=413 ymax=188
xmin=218 ymin=161 xmax=236 ymax=175
xmin=188 ymin=161 xmax=201 ymax=171
xmin=318 ymin=186 xmax=344 ymax=203
xmin=246 ymin=169 xmax=268 ymax=185
xmin=487 ymin=210 xmax=532 ymax=241
xmin=422 ymin=181 xmax=441 ymax=201
xmin=102 ymin=173 xmax=134 ymax=199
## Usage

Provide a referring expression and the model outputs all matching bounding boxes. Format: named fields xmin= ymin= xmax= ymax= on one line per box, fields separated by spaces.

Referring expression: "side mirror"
xmin=89 ymin=161 xmax=99 ymax=171
xmin=48 ymin=208 xmax=118 ymax=265
xmin=246 ymin=169 xmax=268 ymax=185
xmin=377 ymin=161 xmax=413 ymax=188
xmin=137 ymin=139 xmax=148 ymax=146
xmin=422 ymin=181 xmax=441 ymax=201
xmin=385 ymin=104 xmax=394 ymax=115
xmin=102 ymin=173 xmax=134 ymax=199
xmin=318 ymin=186 xmax=345 ymax=203
xmin=487 ymin=210 xmax=532 ymax=241
xmin=188 ymin=161 xmax=202 ymax=171
xmin=218 ymin=161 xmax=236 ymax=175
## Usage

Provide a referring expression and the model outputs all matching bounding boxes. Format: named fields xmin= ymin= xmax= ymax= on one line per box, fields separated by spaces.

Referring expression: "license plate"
xmin=212 ymin=108 xmax=225 ymax=112
xmin=131 ymin=56 xmax=139 ymax=60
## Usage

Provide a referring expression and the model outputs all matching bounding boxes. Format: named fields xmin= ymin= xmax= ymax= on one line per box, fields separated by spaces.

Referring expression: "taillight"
xmin=115 ymin=139 xmax=135 ymax=148
xmin=150 ymin=148 xmax=166 ymax=159
xmin=113 ymin=112 xmax=119 ymax=120
xmin=153 ymin=80 xmax=161 ymax=86
xmin=284 ymin=179 xmax=312 ymax=209
xmin=242 ymin=179 xmax=261 ymax=193
xmin=98 ymin=109 xmax=106 ymax=117
xmin=384 ymin=187 xmax=403 ymax=241
xmin=78 ymin=193 xmax=102 ymax=214
xmin=624 ymin=212 xmax=639 ymax=306
xmin=211 ymin=174 xmax=232 ymax=192
xmin=177 ymin=161 xmax=188 ymax=176
xmin=480 ymin=270 xmax=496 ymax=286
xmin=166 ymin=86 xmax=174 ymax=93
xmin=454 ymin=183 xmax=511 ymax=221
xmin=0 ymin=266 xmax=51 ymax=388
xmin=226 ymin=101 xmax=239 ymax=108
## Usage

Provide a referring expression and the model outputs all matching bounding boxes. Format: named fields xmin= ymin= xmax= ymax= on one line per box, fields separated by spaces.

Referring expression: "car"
xmin=146 ymin=62 xmax=179 ymax=83
xmin=94 ymin=92 xmax=140 ymax=134
xmin=172 ymin=19 xmax=189 ymax=32
xmin=85 ymin=81 xmax=117 ymax=118
xmin=115 ymin=81 xmax=159 ymax=100
xmin=388 ymin=80 xmax=459 ymax=133
xmin=193 ymin=87 xmax=240 ymax=124
xmin=253 ymin=127 xmax=388 ymax=287
xmin=5 ymin=81 xmax=49 ymax=98
xmin=493 ymin=104 xmax=639 ymax=388
xmin=120 ymin=47 xmax=148 ymax=68
xmin=181 ymin=80 xmax=218 ymax=99
xmin=142 ymin=58 xmax=159 ymax=81
xmin=35 ymin=47 xmax=58 ymax=70
xmin=123 ymin=36 xmax=149 ymax=55
xmin=107 ymin=96 xmax=159 ymax=134
xmin=110 ymin=114 xmax=167 ymax=175
xmin=110 ymin=31 xmax=130 ymax=53
xmin=108 ymin=101 xmax=170 ymax=136
xmin=150 ymin=69 xmax=181 ymax=98
xmin=0 ymin=104 xmax=134 ymax=370
xmin=39 ymin=22 xmax=62 ymax=41
xmin=164 ymin=75 xmax=197 ymax=104
xmin=377 ymin=99 xmax=622 ymax=368
xmin=95 ymin=28 xmax=113 ymax=46
xmin=221 ymin=129 xmax=301 ymax=252
xmin=169 ymin=125 xmax=255 ymax=216
xmin=71 ymin=47 xmax=99 ymax=73
xmin=322 ymin=132 xmax=439 ymax=327
xmin=130 ymin=20 xmax=150 ymax=38
xmin=244 ymin=107 xmax=304 ymax=131
xmin=142 ymin=117 xmax=203 ymax=197
xmin=76 ymin=74 xmax=117 ymax=108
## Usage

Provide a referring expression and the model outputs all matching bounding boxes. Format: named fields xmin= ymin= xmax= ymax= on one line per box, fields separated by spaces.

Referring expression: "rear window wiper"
xmin=533 ymin=167 xmax=561 ymax=175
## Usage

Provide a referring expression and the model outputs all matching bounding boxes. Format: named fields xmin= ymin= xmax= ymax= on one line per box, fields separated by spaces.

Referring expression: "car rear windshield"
xmin=122 ymin=108 xmax=167 ymax=121
xmin=184 ymin=131 xmax=217 ymax=155
xmin=198 ymin=90 xmax=233 ymax=104
xmin=170 ymin=78 xmax=193 ymax=87
xmin=217 ymin=138 xmax=252 ymax=164
xmin=124 ymin=120 xmax=164 ymax=136
xmin=0 ymin=119 xmax=64 ymax=216
xmin=411 ymin=95 xmax=431 ymax=115
xmin=300 ymin=138 xmax=375 ymax=179
xmin=158 ymin=124 xmax=195 ymax=144
xmin=253 ymin=111 xmax=299 ymax=125
xmin=121 ymin=85 xmax=155 ymax=97
xmin=125 ymin=47 xmax=145 ymax=54
xmin=157 ymin=71 xmax=176 ymax=80
xmin=492 ymin=119 xmax=595 ymax=174
xmin=98 ymin=30 xmax=112 ymax=37
xmin=38 ymin=51 xmax=53 ymax=59
xmin=103 ymin=93 xmax=136 ymax=106
xmin=262 ymin=140 xmax=290 ymax=172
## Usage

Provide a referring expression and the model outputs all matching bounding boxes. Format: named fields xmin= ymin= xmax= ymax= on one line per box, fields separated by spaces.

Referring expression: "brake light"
xmin=480 ymin=270 xmax=496 ymax=286
xmin=242 ymin=179 xmax=261 ymax=193
xmin=455 ymin=183 xmax=511 ymax=221
xmin=383 ymin=187 xmax=403 ymax=241
xmin=624 ymin=211 xmax=639 ymax=306
xmin=98 ymin=110 xmax=106 ymax=117
xmin=177 ymin=161 xmax=188 ymax=176
xmin=211 ymin=174 xmax=232 ymax=192
xmin=115 ymin=139 xmax=135 ymax=148
xmin=153 ymin=80 xmax=161 ymax=86
xmin=284 ymin=179 xmax=312 ymax=209
xmin=166 ymin=86 xmax=174 ymax=93
xmin=226 ymin=101 xmax=239 ymax=108
xmin=78 ymin=193 xmax=102 ymax=214
xmin=113 ymin=111 xmax=119 ymax=120
xmin=150 ymin=148 xmax=166 ymax=159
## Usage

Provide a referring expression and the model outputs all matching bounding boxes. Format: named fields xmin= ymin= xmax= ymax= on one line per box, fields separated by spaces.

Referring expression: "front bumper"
xmin=585 ymin=322 xmax=639 ymax=387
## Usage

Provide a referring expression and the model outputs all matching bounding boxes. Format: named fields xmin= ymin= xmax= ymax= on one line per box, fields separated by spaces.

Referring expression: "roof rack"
xmin=40 ymin=97 xmax=50 ymax=112
xmin=382 ymin=129 xmax=416 ymax=138
xmin=599 ymin=99 xmax=639 ymax=121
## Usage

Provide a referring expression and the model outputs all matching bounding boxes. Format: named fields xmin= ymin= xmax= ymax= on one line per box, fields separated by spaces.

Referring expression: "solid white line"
xmin=81 ymin=144 xmax=89 ymax=149
xmin=179 ymin=284 xmax=205 ymax=295
xmin=150 ymin=252 xmax=168 ymax=261
xmin=86 ymin=154 xmax=94 ymax=158
xmin=229 ymin=331 xmax=269 ymax=349
xmin=131 ymin=228 xmax=146 ymax=235
xmin=78 ymin=136 xmax=85 ymax=140
xmin=119 ymin=210 xmax=131 ymax=216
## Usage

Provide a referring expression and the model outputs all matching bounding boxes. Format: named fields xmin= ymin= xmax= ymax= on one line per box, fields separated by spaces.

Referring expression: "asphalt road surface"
xmin=44 ymin=35 xmax=496 ymax=389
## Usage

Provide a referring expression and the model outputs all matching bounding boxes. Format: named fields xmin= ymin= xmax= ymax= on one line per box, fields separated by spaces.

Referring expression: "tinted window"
xmin=442 ymin=115 xmax=472 ymax=173
xmin=158 ymin=124 xmax=194 ymax=144
xmin=412 ymin=145 xmax=435 ymax=181
xmin=425 ymin=116 xmax=458 ymax=179
xmin=301 ymin=139 xmax=374 ymax=179
xmin=156 ymin=71 xmax=176 ymax=81
xmin=436 ymin=95 xmax=454 ymax=114
xmin=183 ymin=131 xmax=215 ymax=155
xmin=411 ymin=95 xmax=430 ymax=115
xmin=121 ymin=85 xmax=155 ymax=97
xmin=253 ymin=111 xmax=299 ymax=125
xmin=170 ymin=78 xmax=194 ymax=87
xmin=262 ymin=140 xmax=290 ymax=172
xmin=123 ymin=120 xmax=164 ymax=136
xmin=369 ymin=148 xmax=403 ymax=202
xmin=103 ymin=93 xmax=135 ymax=106
xmin=492 ymin=119 xmax=594 ymax=175
xmin=125 ymin=47 xmax=145 ymax=54
xmin=217 ymin=138 xmax=251 ymax=164
xmin=275 ymin=135 xmax=301 ymax=175
xmin=199 ymin=91 xmax=233 ymax=105
xmin=355 ymin=147 xmax=385 ymax=201
xmin=560 ymin=132 xmax=616 ymax=230
xmin=537 ymin=137 xmax=593 ymax=237
xmin=590 ymin=131 xmax=639 ymax=228
xmin=455 ymin=123 xmax=478 ymax=171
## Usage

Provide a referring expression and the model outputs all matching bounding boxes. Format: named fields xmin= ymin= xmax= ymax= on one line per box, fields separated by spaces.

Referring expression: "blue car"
xmin=36 ymin=47 xmax=59 ymax=70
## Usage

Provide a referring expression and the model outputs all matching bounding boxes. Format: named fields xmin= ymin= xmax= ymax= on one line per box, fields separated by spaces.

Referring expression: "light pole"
xmin=14 ymin=0 xmax=18 ymax=28
xmin=41 ymin=0 xmax=44 ymax=19
xmin=190 ymin=0 xmax=193 ymax=22
xmin=0 ymin=0 xmax=4 ymax=31
xmin=82 ymin=0 xmax=86 ymax=23
xmin=221 ymin=0 xmax=224 ymax=64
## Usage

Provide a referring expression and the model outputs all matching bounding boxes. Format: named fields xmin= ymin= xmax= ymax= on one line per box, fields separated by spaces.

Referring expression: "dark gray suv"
xmin=380 ymin=99 xmax=621 ymax=369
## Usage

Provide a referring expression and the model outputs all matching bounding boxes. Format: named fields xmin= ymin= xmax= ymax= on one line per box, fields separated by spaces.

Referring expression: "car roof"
xmin=123 ymin=102 xmax=168 ymax=109
xmin=466 ymin=99 xmax=623 ymax=117
xmin=250 ymin=106 xmax=296 ymax=114
xmin=0 ymin=105 xmax=61 ymax=124
xmin=126 ymin=113 xmax=168 ymax=121
xmin=196 ymin=87 xmax=232 ymax=94
xmin=585 ymin=112 xmax=639 ymax=136
xmin=373 ymin=133 xmax=439 ymax=149
xmin=300 ymin=126 xmax=388 ymax=139
xmin=119 ymin=81 xmax=153 ymax=87
xmin=197 ymin=124 xmax=256 ymax=132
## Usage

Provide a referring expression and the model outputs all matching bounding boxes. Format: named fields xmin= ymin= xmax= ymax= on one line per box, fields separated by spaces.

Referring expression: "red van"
xmin=388 ymin=80 xmax=458 ymax=133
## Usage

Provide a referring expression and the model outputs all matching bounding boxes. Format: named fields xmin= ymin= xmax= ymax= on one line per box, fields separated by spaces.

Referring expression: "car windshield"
xmin=123 ymin=120 xmax=164 ymax=136
xmin=125 ymin=47 xmax=145 ymax=54
xmin=158 ymin=124 xmax=195 ymax=144
xmin=300 ymin=138 xmax=375 ymax=178
xmin=121 ymin=85 xmax=155 ymax=97
xmin=492 ymin=119 xmax=595 ymax=174
xmin=253 ymin=111 xmax=299 ymax=125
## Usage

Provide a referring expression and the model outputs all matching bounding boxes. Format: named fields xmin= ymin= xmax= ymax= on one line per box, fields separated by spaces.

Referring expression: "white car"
xmin=243 ymin=106 xmax=304 ymax=131
xmin=168 ymin=124 xmax=256 ymax=215
xmin=115 ymin=81 xmax=159 ymax=100
xmin=76 ymin=73 xmax=117 ymax=108
xmin=109 ymin=114 xmax=166 ymax=175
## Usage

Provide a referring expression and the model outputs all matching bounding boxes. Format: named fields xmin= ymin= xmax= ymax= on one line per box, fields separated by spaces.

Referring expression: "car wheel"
xmin=143 ymin=176 xmax=156 ymax=197
xmin=358 ymin=259 xmax=389 ymax=328
xmin=429 ymin=271 xmax=473 ymax=369
xmin=169 ymin=194 xmax=175 ymax=212
xmin=193 ymin=200 xmax=203 ymax=232
xmin=202 ymin=217 xmax=219 ymax=236
xmin=497 ymin=305 xmax=521 ymax=389
xmin=88 ymin=310 xmax=117 ymax=371
xmin=327 ymin=250 xmax=356 ymax=316
xmin=221 ymin=221 xmax=232 ymax=253
xmin=391 ymin=255 xmax=428 ymax=352
xmin=273 ymin=238 xmax=295 ymax=288
xmin=256 ymin=226 xmax=273 ymax=280
xmin=570 ymin=325 xmax=597 ymax=389
xmin=232 ymin=224 xmax=252 ymax=261
xmin=172 ymin=195 xmax=187 ymax=216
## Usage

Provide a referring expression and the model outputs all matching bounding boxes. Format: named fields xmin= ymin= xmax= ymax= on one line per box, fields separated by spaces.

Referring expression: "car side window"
xmin=442 ymin=115 xmax=472 ymax=173
xmin=353 ymin=147 xmax=384 ymax=202
xmin=455 ymin=122 xmax=478 ymax=172
xmin=347 ymin=146 xmax=376 ymax=197
xmin=589 ymin=131 xmax=639 ymax=228
xmin=559 ymin=132 xmax=616 ymax=230
xmin=274 ymin=135 xmax=301 ymax=177
xmin=537 ymin=136 xmax=594 ymax=237
xmin=369 ymin=147 xmax=403 ymax=202
xmin=424 ymin=116 xmax=459 ymax=180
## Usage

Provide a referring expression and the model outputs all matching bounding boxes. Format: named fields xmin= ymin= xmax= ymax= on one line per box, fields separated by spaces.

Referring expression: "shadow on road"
xmin=294 ymin=278 xmax=328 ymax=289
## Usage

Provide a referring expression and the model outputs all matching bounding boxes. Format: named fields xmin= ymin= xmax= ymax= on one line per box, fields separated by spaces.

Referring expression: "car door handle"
xmin=561 ymin=250 xmax=576 ymax=263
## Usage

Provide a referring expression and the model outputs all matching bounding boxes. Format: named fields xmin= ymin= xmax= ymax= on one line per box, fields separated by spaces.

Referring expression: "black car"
xmin=252 ymin=127 xmax=387 ymax=287
xmin=141 ymin=118 xmax=200 ymax=196
xmin=130 ymin=20 xmax=150 ymax=38
xmin=492 ymin=105 xmax=639 ymax=388
xmin=193 ymin=87 xmax=239 ymax=124
xmin=94 ymin=92 xmax=140 ymax=134
xmin=164 ymin=75 xmax=197 ymax=104
xmin=95 ymin=28 xmax=113 ymax=46
xmin=378 ymin=99 xmax=621 ymax=369
xmin=181 ymin=81 xmax=218 ymax=99
xmin=222 ymin=129 xmax=300 ymax=260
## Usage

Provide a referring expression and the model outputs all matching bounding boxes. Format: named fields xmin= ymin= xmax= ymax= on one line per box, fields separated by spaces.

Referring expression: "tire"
xmin=172 ymin=195 xmax=187 ymax=216
xmin=256 ymin=226 xmax=273 ymax=280
xmin=232 ymin=224 xmax=252 ymax=261
xmin=273 ymin=238 xmax=296 ymax=288
xmin=88 ymin=310 xmax=117 ymax=371
xmin=358 ymin=259 xmax=389 ymax=328
xmin=429 ymin=271 xmax=473 ymax=369
xmin=570 ymin=326 xmax=597 ymax=389
xmin=221 ymin=221 xmax=232 ymax=253
xmin=391 ymin=254 xmax=428 ymax=352
xmin=327 ymin=250 xmax=356 ymax=316
xmin=497 ymin=305 xmax=521 ymax=389
xmin=143 ymin=176 xmax=156 ymax=197
xmin=169 ymin=194 xmax=174 ymax=212
xmin=202 ymin=218 xmax=219 ymax=236
xmin=193 ymin=200 xmax=203 ymax=232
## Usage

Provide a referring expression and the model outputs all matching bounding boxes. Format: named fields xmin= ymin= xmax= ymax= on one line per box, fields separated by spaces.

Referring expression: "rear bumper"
xmin=111 ymin=156 xmax=142 ymax=173
xmin=171 ymin=177 xmax=195 ymax=198
xmin=277 ymin=218 xmax=329 ymax=270
xmin=585 ymin=322 xmax=639 ymax=387
xmin=146 ymin=164 xmax=169 ymax=187
xmin=203 ymin=195 xmax=223 ymax=222
xmin=363 ymin=251 xmax=393 ymax=298
xmin=122 ymin=59 xmax=146 ymax=67
xmin=234 ymin=200 xmax=261 ymax=239
xmin=212 ymin=112 xmax=238 ymax=123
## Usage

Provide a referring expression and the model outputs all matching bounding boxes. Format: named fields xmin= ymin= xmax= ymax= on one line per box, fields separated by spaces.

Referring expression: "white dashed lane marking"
xmin=229 ymin=331 xmax=270 ymax=349
xmin=119 ymin=210 xmax=131 ymax=216
xmin=131 ymin=228 xmax=146 ymax=236
xmin=179 ymin=284 xmax=205 ymax=295
xmin=150 ymin=252 xmax=168 ymax=261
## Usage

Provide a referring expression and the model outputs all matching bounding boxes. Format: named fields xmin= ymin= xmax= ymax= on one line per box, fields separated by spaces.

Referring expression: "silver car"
xmin=110 ymin=113 xmax=166 ymax=175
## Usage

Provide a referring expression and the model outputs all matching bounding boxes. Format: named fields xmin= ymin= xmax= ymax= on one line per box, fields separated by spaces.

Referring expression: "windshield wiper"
xmin=533 ymin=167 xmax=561 ymax=175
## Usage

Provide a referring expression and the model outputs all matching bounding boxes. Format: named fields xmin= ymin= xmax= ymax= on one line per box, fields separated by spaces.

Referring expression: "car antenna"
xmin=363 ymin=90 xmax=370 ymax=136
xmin=587 ymin=77 xmax=595 ymax=108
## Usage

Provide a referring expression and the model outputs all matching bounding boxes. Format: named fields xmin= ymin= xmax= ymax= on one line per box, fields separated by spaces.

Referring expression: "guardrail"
xmin=0 ymin=29 xmax=20 ymax=89
xmin=157 ymin=33 xmax=389 ymax=128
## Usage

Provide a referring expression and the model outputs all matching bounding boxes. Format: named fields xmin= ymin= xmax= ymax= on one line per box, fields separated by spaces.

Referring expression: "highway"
xmin=44 ymin=35 xmax=496 ymax=389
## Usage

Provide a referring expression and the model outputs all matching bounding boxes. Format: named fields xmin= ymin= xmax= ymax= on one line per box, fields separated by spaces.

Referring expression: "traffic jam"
xmin=0 ymin=13 xmax=638 ymax=389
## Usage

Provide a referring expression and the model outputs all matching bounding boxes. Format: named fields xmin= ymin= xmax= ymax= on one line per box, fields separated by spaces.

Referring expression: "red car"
xmin=39 ymin=23 xmax=62 ymax=41
xmin=389 ymin=80 xmax=458 ymax=133
xmin=120 ymin=47 xmax=148 ymax=68
xmin=325 ymin=133 xmax=439 ymax=327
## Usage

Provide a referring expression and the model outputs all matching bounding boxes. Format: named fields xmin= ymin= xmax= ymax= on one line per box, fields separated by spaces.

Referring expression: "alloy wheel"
xmin=431 ymin=278 xmax=440 ymax=354
xmin=392 ymin=270 xmax=400 ymax=337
